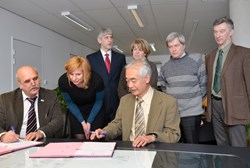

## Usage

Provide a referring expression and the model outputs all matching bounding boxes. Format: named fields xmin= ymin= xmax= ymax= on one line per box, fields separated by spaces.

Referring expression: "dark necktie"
xmin=105 ymin=53 xmax=111 ymax=73
xmin=26 ymin=96 xmax=37 ymax=134
xmin=134 ymin=98 xmax=145 ymax=138
xmin=213 ymin=49 xmax=223 ymax=93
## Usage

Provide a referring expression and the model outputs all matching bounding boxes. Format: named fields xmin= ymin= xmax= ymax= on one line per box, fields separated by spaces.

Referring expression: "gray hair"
xmin=97 ymin=28 xmax=112 ymax=39
xmin=213 ymin=16 xmax=234 ymax=30
xmin=125 ymin=59 xmax=152 ymax=78
xmin=166 ymin=32 xmax=185 ymax=47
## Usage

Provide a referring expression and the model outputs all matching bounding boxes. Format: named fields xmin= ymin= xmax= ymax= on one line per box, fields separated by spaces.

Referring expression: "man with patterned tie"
xmin=206 ymin=17 xmax=250 ymax=147
xmin=0 ymin=66 xmax=63 ymax=143
xmin=90 ymin=59 xmax=180 ymax=148
xmin=87 ymin=28 xmax=126 ymax=127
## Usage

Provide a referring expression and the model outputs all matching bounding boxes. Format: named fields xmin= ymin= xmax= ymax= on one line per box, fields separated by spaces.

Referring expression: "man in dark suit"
xmin=87 ymin=28 xmax=126 ymax=126
xmin=0 ymin=66 xmax=63 ymax=143
xmin=90 ymin=59 xmax=180 ymax=148
xmin=206 ymin=17 xmax=250 ymax=147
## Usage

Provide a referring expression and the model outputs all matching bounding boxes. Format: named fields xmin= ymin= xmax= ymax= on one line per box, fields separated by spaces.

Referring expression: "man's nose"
xmin=31 ymin=80 xmax=35 ymax=85
xmin=127 ymin=81 xmax=133 ymax=88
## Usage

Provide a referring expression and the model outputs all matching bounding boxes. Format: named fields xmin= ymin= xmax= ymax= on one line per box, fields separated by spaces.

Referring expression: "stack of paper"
xmin=0 ymin=139 xmax=43 ymax=155
xmin=30 ymin=142 xmax=116 ymax=158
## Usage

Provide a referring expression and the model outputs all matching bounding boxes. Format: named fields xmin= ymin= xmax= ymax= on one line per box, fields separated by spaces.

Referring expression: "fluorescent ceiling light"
xmin=113 ymin=45 xmax=124 ymax=53
xmin=150 ymin=43 xmax=156 ymax=52
xmin=186 ymin=20 xmax=199 ymax=49
xmin=61 ymin=11 xmax=94 ymax=31
xmin=128 ymin=5 xmax=144 ymax=28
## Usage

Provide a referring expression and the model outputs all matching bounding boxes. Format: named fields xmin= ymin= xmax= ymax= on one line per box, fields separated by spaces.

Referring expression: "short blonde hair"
xmin=130 ymin=38 xmax=151 ymax=57
xmin=64 ymin=56 xmax=91 ymax=89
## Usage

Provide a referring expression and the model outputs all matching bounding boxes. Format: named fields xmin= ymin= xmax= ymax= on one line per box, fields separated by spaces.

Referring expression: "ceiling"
xmin=0 ymin=0 xmax=229 ymax=56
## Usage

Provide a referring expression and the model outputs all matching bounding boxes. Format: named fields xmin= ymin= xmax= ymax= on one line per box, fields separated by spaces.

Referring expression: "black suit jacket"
xmin=0 ymin=88 xmax=63 ymax=137
xmin=87 ymin=50 xmax=126 ymax=124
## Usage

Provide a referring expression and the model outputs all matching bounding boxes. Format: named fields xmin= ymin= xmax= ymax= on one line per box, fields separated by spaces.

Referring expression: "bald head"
xmin=16 ymin=66 xmax=40 ymax=98
xmin=16 ymin=66 xmax=37 ymax=81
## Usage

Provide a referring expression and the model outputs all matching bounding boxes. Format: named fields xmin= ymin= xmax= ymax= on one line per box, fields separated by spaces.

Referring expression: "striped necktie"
xmin=26 ymin=96 xmax=37 ymax=134
xmin=134 ymin=98 xmax=145 ymax=138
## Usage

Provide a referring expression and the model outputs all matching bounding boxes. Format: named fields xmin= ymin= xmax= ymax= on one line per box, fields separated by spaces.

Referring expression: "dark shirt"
xmin=58 ymin=71 xmax=104 ymax=124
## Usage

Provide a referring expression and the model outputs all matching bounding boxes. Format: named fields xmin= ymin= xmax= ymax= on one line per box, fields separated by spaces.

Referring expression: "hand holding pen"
xmin=0 ymin=126 xmax=19 ymax=143
xmin=89 ymin=129 xmax=107 ymax=140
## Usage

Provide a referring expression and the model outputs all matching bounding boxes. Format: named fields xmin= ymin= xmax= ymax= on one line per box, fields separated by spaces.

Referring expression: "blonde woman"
xmin=58 ymin=56 xmax=104 ymax=139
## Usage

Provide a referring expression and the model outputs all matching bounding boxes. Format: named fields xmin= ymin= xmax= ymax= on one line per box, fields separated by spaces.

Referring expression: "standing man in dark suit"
xmin=0 ymin=66 xmax=63 ymax=143
xmin=206 ymin=17 xmax=250 ymax=147
xmin=87 ymin=28 xmax=126 ymax=126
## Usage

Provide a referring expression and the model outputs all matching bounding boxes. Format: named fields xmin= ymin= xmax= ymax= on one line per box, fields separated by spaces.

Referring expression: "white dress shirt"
xmin=100 ymin=49 xmax=112 ymax=63
xmin=130 ymin=86 xmax=154 ymax=141
xmin=20 ymin=91 xmax=40 ymax=138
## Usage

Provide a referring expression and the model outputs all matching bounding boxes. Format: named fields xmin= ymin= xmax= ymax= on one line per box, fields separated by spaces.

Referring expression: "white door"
xmin=12 ymin=38 xmax=43 ymax=89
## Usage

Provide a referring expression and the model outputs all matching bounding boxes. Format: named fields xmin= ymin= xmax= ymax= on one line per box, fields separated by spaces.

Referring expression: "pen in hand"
xmin=8 ymin=125 xmax=19 ymax=142
xmin=10 ymin=125 xmax=16 ymax=132
xmin=89 ymin=131 xmax=107 ymax=136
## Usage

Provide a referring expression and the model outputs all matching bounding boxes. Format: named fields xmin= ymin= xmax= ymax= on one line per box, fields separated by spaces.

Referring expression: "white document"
xmin=74 ymin=142 xmax=116 ymax=157
xmin=0 ymin=139 xmax=43 ymax=155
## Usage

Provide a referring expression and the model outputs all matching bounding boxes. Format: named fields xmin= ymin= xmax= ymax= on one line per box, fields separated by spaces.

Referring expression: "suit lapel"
xmin=38 ymin=89 xmax=46 ymax=126
xmin=97 ymin=50 xmax=106 ymax=68
xmin=15 ymin=90 xmax=24 ymax=133
xmin=146 ymin=90 xmax=162 ymax=132
xmin=221 ymin=44 xmax=235 ymax=77
xmin=110 ymin=51 xmax=116 ymax=75
xmin=122 ymin=95 xmax=136 ymax=140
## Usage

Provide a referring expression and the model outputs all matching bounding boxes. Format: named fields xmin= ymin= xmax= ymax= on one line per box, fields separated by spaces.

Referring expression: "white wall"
xmin=230 ymin=0 xmax=250 ymax=48
xmin=0 ymin=8 xmax=94 ymax=94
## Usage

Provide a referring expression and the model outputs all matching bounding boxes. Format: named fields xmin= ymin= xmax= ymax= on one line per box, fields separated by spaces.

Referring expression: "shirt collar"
xmin=137 ymin=86 xmax=154 ymax=105
xmin=219 ymin=42 xmax=232 ymax=56
xmin=100 ymin=49 xmax=111 ymax=56
xmin=171 ymin=52 xmax=187 ymax=59
xmin=21 ymin=91 xmax=39 ymax=101
xmin=179 ymin=52 xmax=187 ymax=58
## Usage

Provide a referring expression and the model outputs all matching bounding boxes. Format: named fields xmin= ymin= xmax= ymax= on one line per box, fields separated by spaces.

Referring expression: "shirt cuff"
xmin=37 ymin=130 xmax=46 ymax=138
xmin=0 ymin=132 xmax=7 ymax=141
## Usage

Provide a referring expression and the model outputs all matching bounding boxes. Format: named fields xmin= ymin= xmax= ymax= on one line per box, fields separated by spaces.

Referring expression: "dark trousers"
xmin=179 ymin=115 xmax=202 ymax=144
xmin=211 ymin=98 xmax=247 ymax=147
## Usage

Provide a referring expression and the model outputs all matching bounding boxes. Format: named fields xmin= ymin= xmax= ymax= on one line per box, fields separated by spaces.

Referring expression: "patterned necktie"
xmin=213 ymin=49 xmax=223 ymax=93
xmin=105 ymin=53 xmax=111 ymax=73
xmin=26 ymin=96 xmax=37 ymax=134
xmin=134 ymin=98 xmax=145 ymax=138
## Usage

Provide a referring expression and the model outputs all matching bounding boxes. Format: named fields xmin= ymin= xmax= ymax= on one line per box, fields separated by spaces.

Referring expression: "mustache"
xmin=30 ymin=86 xmax=40 ymax=90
